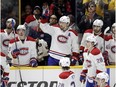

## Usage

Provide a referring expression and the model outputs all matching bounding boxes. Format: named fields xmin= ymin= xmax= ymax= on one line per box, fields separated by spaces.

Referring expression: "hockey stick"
xmin=11 ymin=20 xmax=24 ymax=87
xmin=103 ymin=27 xmax=110 ymax=65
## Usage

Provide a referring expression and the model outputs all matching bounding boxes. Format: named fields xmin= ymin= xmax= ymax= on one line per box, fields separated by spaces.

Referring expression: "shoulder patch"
xmin=91 ymin=47 xmax=100 ymax=55
xmin=9 ymin=37 xmax=19 ymax=44
xmin=25 ymin=15 xmax=36 ymax=23
xmin=69 ymin=30 xmax=78 ymax=36
xmin=27 ymin=36 xmax=36 ymax=42
xmin=0 ymin=52 xmax=6 ymax=57
xmin=104 ymin=35 xmax=113 ymax=41
xmin=59 ymin=71 xmax=74 ymax=79
xmin=84 ymin=29 xmax=93 ymax=33
xmin=0 ymin=29 xmax=5 ymax=33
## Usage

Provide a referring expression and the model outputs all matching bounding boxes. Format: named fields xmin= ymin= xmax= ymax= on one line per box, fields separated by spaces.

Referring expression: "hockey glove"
xmin=80 ymin=70 xmax=87 ymax=83
xmin=29 ymin=58 xmax=38 ymax=67
xmin=78 ymin=53 xmax=84 ymax=65
xmin=102 ymin=51 xmax=110 ymax=66
xmin=1 ymin=76 xmax=9 ymax=87
xmin=11 ymin=49 xmax=20 ymax=58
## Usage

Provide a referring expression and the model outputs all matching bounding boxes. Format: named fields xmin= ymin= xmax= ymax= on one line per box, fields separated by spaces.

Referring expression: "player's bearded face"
xmin=96 ymin=78 xmax=105 ymax=86
xmin=93 ymin=25 xmax=101 ymax=34
xmin=59 ymin=22 xmax=68 ymax=31
xmin=6 ymin=21 xmax=12 ymax=29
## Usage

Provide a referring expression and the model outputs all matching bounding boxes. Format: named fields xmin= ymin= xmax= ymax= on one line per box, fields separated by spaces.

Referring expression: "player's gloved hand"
xmin=29 ymin=58 xmax=38 ymax=67
xmin=71 ymin=52 xmax=79 ymax=65
xmin=2 ymin=76 xmax=9 ymax=87
xmin=102 ymin=51 xmax=110 ymax=66
xmin=80 ymin=70 xmax=87 ymax=83
xmin=11 ymin=49 xmax=20 ymax=58
xmin=78 ymin=53 xmax=84 ymax=65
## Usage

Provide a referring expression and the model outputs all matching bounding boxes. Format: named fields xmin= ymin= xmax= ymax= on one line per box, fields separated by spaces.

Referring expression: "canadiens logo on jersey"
xmin=2 ymin=39 xmax=10 ymax=47
xmin=57 ymin=35 xmax=68 ymax=43
xmin=111 ymin=46 xmax=116 ymax=53
xmin=19 ymin=48 xmax=29 ymax=55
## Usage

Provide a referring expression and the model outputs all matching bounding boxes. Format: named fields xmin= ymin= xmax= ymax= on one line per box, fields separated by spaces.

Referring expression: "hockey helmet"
xmin=59 ymin=57 xmax=70 ymax=67
xmin=6 ymin=18 xmax=16 ymax=25
xmin=112 ymin=23 xmax=116 ymax=27
xmin=17 ymin=25 xmax=26 ymax=30
xmin=59 ymin=16 xmax=70 ymax=25
xmin=93 ymin=19 xmax=103 ymax=27
xmin=86 ymin=35 xmax=97 ymax=45
xmin=96 ymin=72 xmax=109 ymax=82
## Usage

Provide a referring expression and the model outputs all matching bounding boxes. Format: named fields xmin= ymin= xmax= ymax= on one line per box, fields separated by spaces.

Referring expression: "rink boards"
xmin=8 ymin=66 xmax=116 ymax=87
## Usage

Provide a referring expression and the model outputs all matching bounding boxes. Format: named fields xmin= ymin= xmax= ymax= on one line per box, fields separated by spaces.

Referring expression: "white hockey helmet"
xmin=17 ymin=25 xmax=26 ymax=30
xmin=59 ymin=57 xmax=70 ymax=67
xmin=6 ymin=18 xmax=16 ymax=25
xmin=93 ymin=19 xmax=103 ymax=27
xmin=59 ymin=16 xmax=70 ymax=24
xmin=96 ymin=72 xmax=109 ymax=82
xmin=86 ymin=35 xmax=97 ymax=45
xmin=112 ymin=23 xmax=116 ymax=27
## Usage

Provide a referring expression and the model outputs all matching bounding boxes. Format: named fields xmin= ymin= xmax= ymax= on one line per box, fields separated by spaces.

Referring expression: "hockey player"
xmin=57 ymin=57 xmax=76 ymax=87
xmin=38 ymin=15 xmax=79 ymax=65
xmin=105 ymin=23 xmax=116 ymax=65
xmin=0 ymin=52 xmax=10 ymax=87
xmin=80 ymin=19 xmax=104 ymax=53
xmin=95 ymin=72 xmax=110 ymax=87
xmin=0 ymin=18 xmax=17 ymax=56
xmin=8 ymin=25 xmax=38 ymax=67
xmin=80 ymin=35 xmax=106 ymax=87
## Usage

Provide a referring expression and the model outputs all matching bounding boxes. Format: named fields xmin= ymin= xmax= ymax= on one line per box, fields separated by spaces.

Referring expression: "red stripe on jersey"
xmin=104 ymin=35 xmax=113 ymax=41
xmin=59 ymin=71 xmax=74 ymax=79
xmin=26 ymin=36 xmax=36 ymax=42
xmin=3 ymin=72 xmax=9 ymax=77
xmin=91 ymin=47 xmax=100 ymax=55
xmin=80 ymin=46 xmax=85 ymax=52
xmin=0 ymin=52 xmax=6 ymax=57
xmin=9 ymin=37 xmax=19 ymax=44
xmin=84 ymin=29 xmax=93 ymax=33
xmin=96 ymin=70 xmax=102 ymax=74
xmin=25 ymin=15 xmax=36 ymax=23
xmin=0 ymin=29 xmax=5 ymax=33
xmin=69 ymin=30 xmax=78 ymax=36
xmin=99 ymin=33 xmax=104 ymax=39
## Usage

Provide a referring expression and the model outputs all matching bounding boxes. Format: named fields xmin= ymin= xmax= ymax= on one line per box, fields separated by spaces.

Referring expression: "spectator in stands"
xmin=79 ymin=1 xmax=103 ymax=33
xmin=49 ymin=0 xmax=72 ymax=19
xmin=49 ymin=14 xmax=58 ymax=26
xmin=21 ymin=5 xmax=32 ymax=24
xmin=68 ymin=14 xmax=79 ymax=33
xmin=25 ymin=5 xmax=41 ymax=32
xmin=42 ymin=2 xmax=50 ymax=19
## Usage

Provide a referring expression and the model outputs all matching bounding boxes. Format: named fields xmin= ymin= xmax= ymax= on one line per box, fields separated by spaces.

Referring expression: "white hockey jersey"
xmin=40 ymin=23 xmax=79 ymax=60
xmin=105 ymin=35 xmax=116 ymax=63
xmin=80 ymin=29 xmax=104 ymax=53
xmin=0 ymin=52 xmax=10 ymax=77
xmin=8 ymin=36 xmax=37 ymax=66
xmin=82 ymin=47 xmax=106 ymax=78
xmin=57 ymin=71 xmax=76 ymax=87
xmin=0 ymin=29 xmax=18 ymax=55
